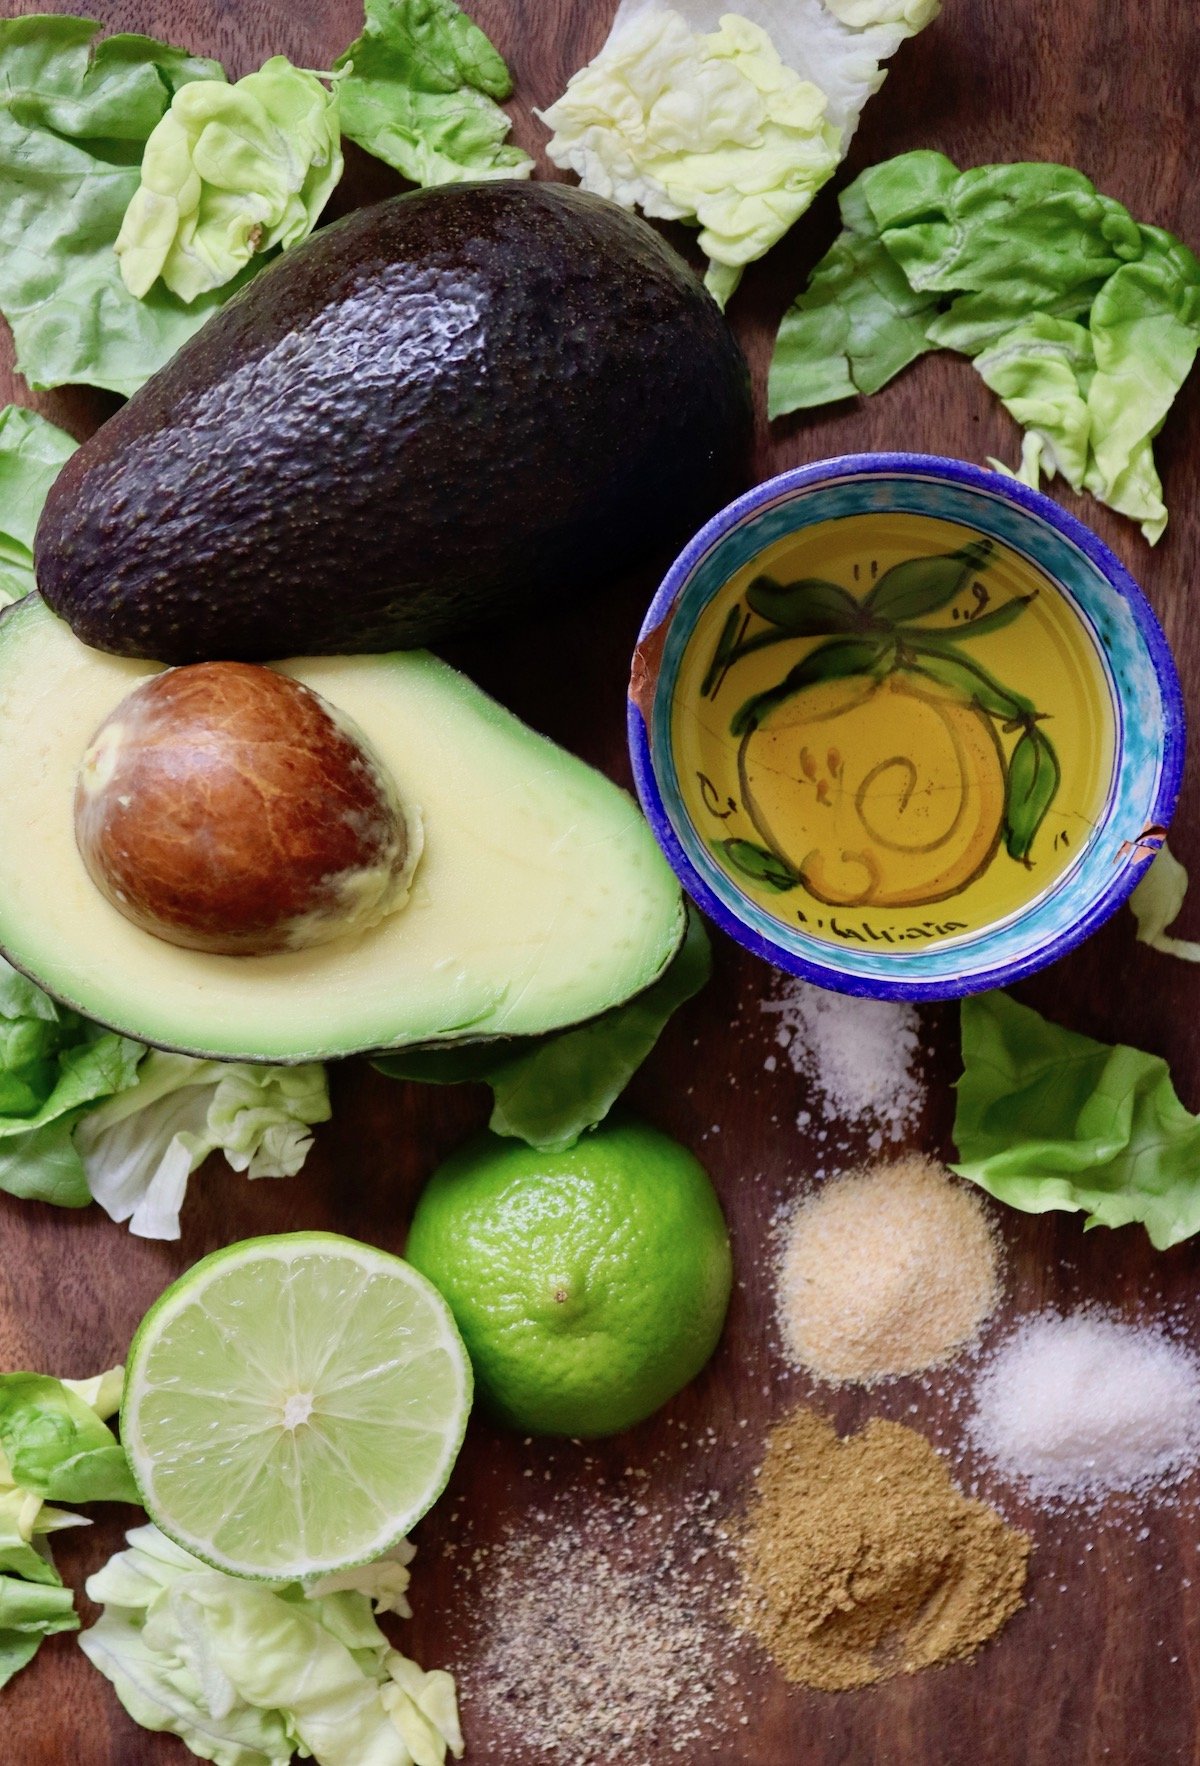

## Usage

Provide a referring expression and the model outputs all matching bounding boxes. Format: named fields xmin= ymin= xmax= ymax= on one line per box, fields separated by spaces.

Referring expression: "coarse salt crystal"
xmin=760 ymin=976 xmax=924 ymax=1138
xmin=968 ymin=1308 xmax=1200 ymax=1505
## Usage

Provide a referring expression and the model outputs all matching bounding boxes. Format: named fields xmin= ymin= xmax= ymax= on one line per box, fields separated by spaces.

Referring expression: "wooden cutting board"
xmin=2 ymin=1 xmax=1199 ymax=1760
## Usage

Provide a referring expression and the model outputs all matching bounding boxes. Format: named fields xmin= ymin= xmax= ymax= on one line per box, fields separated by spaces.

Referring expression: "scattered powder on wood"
xmin=776 ymin=1156 xmax=1003 ymax=1384
xmin=458 ymin=1484 xmax=744 ymax=1761
xmin=760 ymin=977 xmax=925 ymax=1144
xmin=734 ymin=1408 xmax=1030 ymax=1692
xmin=968 ymin=1307 xmax=1200 ymax=1506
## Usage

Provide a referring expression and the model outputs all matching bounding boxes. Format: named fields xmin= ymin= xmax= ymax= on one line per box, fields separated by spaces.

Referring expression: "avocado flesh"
xmin=0 ymin=598 xmax=685 ymax=1062
xmin=35 ymin=182 xmax=753 ymax=663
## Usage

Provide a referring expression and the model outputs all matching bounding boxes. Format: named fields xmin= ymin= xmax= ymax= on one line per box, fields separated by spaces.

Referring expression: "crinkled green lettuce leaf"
xmin=116 ymin=57 xmax=343 ymax=304
xmin=0 ymin=14 xmax=235 ymax=394
xmin=0 ymin=959 xmax=146 ymax=1208
xmin=1129 ymin=842 xmax=1200 ymax=961
xmin=953 ymin=990 xmax=1200 ymax=1250
xmin=76 ymin=1051 xmax=330 ymax=1241
xmin=0 ymin=1371 xmax=137 ymax=1505
xmin=334 ymin=0 xmax=532 ymax=186
xmin=769 ymin=150 xmax=1200 ymax=540
xmin=0 ymin=1365 xmax=133 ymax=1687
xmin=767 ymin=174 xmax=938 ymax=414
xmin=81 ymin=1524 xmax=464 ymax=1766
xmin=0 ymin=407 xmax=78 ymax=606
xmin=375 ymin=906 xmax=711 ymax=1150
xmin=0 ymin=1576 xmax=79 ymax=1687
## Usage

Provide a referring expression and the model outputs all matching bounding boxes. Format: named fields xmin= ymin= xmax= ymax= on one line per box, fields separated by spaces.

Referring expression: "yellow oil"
xmin=671 ymin=512 xmax=1117 ymax=950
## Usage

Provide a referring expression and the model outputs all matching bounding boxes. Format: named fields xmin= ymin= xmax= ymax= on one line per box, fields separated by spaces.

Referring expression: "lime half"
xmin=122 ymin=1233 xmax=472 ymax=1580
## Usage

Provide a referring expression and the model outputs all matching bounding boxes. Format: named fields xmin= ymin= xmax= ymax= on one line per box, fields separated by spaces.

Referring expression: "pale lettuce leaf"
xmin=0 ymin=407 xmax=78 ymax=607
xmin=606 ymin=0 xmax=939 ymax=138
xmin=82 ymin=1525 xmax=463 ymax=1766
xmin=304 ymin=1541 xmax=416 ymax=1618
xmin=0 ymin=15 xmax=233 ymax=394
xmin=1081 ymin=257 xmax=1200 ymax=543
xmin=334 ymin=0 xmax=532 ymax=186
xmin=75 ymin=1051 xmax=331 ymax=1241
xmin=954 ymin=990 xmax=1200 ymax=1250
xmin=116 ymin=57 xmax=343 ymax=304
xmin=540 ymin=9 xmax=841 ymax=301
xmin=973 ymin=314 xmax=1094 ymax=490
xmin=1129 ymin=843 xmax=1200 ymax=961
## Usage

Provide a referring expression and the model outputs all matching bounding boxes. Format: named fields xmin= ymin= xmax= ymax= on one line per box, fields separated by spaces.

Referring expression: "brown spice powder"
xmin=734 ymin=1408 xmax=1029 ymax=1691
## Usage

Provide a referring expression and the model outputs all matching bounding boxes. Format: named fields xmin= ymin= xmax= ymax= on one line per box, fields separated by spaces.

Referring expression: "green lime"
xmin=406 ymin=1119 xmax=732 ymax=1437
xmin=122 ymin=1232 xmax=472 ymax=1580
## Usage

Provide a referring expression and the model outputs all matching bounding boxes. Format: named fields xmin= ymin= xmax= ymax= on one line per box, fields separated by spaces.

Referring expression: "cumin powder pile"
xmin=735 ymin=1409 xmax=1029 ymax=1691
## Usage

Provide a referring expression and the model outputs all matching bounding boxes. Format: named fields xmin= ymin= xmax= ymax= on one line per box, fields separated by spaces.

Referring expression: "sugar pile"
xmin=776 ymin=1156 xmax=1002 ymax=1384
xmin=760 ymin=976 xmax=925 ymax=1144
xmin=968 ymin=1308 xmax=1200 ymax=1505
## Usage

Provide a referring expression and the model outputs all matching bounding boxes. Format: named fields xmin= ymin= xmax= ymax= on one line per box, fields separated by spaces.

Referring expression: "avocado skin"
xmin=36 ymin=182 xmax=753 ymax=663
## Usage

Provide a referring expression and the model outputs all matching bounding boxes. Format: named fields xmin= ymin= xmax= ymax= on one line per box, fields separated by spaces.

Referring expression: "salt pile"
xmin=968 ymin=1308 xmax=1200 ymax=1505
xmin=761 ymin=976 xmax=925 ymax=1143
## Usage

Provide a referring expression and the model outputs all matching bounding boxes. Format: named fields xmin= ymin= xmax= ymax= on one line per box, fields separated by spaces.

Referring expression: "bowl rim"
xmin=627 ymin=451 xmax=1186 ymax=1001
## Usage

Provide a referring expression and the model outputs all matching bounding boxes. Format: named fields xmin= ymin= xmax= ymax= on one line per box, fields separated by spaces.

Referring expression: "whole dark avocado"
xmin=36 ymin=182 xmax=753 ymax=662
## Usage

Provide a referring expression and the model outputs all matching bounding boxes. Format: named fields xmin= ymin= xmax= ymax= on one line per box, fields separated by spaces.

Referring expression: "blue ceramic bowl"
xmin=628 ymin=453 xmax=1185 ymax=1001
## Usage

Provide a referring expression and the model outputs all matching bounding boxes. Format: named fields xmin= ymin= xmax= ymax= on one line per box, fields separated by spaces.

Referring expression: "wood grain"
xmin=2 ymin=1 xmax=1200 ymax=1762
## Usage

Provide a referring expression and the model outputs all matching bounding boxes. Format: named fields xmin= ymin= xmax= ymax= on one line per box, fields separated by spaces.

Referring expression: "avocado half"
xmin=35 ymin=182 xmax=753 ymax=664
xmin=0 ymin=598 xmax=685 ymax=1062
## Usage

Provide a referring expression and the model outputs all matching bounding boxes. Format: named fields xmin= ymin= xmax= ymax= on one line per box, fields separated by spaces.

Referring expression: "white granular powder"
xmin=776 ymin=1157 xmax=1002 ymax=1384
xmin=760 ymin=977 xmax=924 ymax=1140
xmin=968 ymin=1309 xmax=1200 ymax=1505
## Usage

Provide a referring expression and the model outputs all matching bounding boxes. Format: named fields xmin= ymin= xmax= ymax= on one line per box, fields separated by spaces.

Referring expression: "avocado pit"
xmin=74 ymin=662 xmax=420 ymax=957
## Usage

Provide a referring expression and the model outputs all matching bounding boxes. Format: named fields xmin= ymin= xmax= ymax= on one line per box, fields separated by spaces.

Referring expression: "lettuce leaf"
xmin=75 ymin=1051 xmax=330 ymax=1241
xmin=81 ymin=1524 xmax=463 ymax=1766
xmin=766 ymin=173 xmax=938 ymax=414
xmin=0 ymin=15 xmax=235 ymax=394
xmin=116 ymin=57 xmax=343 ymax=304
xmin=974 ymin=314 xmax=1094 ymax=491
xmin=769 ymin=151 xmax=1200 ymax=539
xmin=605 ymin=0 xmax=939 ymax=139
xmin=1129 ymin=843 xmax=1200 ymax=962
xmin=0 ymin=1365 xmax=133 ymax=1687
xmin=334 ymin=0 xmax=532 ymax=186
xmin=0 ymin=1577 xmax=79 ymax=1687
xmin=953 ymin=990 xmax=1200 ymax=1250
xmin=0 ymin=959 xmax=146 ymax=1208
xmin=0 ymin=1372 xmax=137 ymax=1505
xmin=375 ymin=905 xmax=711 ymax=1150
xmin=541 ymin=9 xmax=842 ymax=302
xmin=0 ymin=407 xmax=78 ymax=607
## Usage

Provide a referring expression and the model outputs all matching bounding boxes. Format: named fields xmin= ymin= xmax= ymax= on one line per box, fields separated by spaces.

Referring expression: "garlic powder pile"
xmin=776 ymin=1156 xmax=1003 ymax=1383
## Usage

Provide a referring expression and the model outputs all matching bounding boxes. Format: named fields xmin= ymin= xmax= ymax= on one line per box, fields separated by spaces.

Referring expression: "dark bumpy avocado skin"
xmin=36 ymin=183 xmax=753 ymax=662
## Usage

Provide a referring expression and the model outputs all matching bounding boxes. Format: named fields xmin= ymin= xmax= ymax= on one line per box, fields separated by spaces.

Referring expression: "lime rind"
xmin=122 ymin=1232 xmax=472 ymax=1581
